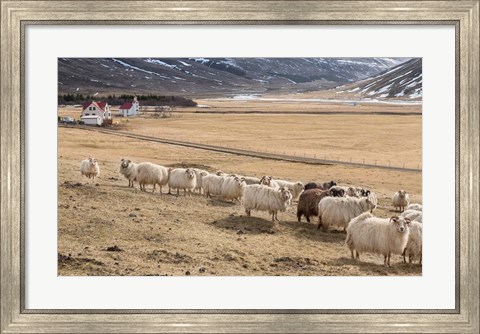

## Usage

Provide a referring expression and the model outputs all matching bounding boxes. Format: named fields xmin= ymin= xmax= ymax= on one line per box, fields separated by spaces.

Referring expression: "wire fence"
xmin=60 ymin=125 xmax=422 ymax=173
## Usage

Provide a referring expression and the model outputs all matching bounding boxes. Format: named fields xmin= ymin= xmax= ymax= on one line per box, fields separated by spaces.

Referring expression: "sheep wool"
xmin=296 ymin=189 xmax=330 ymax=223
xmin=136 ymin=162 xmax=170 ymax=194
xmin=403 ymin=220 xmax=422 ymax=264
xmin=392 ymin=190 xmax=410 ymax=212
xmin=346 ymin=212 xmax=411 ymax=267
xmin=80 ymin=158 xmax=100 ymax=181
xmin=317 ymin=192 xmax=377 ymax=231
xmin=119 ymin=159 xmax=138 ymax=188
xmin=243 ymin=185 xmax=293 ymax=222
xmin=275 ymin=180 xmax=305 ymax=201
xmin=168 ymin=168 xmax=197 ymax=196
xmin=220 ymin=176 xmax=247 ymax=202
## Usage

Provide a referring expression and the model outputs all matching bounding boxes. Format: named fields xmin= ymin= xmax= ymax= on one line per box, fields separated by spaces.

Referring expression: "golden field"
xmin=58 ymin=104 xmax=422 ymax=276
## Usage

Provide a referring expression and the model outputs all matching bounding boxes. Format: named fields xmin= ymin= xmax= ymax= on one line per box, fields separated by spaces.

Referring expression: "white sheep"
xmin=242 ymin=176 xmax=261 ymax=185
xmin=317 ymin=192 xmax=377 ymax=232
xmin=220 ymin=176 xmax=247 ymax=202
xmin=80 ymin=157 xmax=100 ymax=181
xmin=345 ymin=186 xmax=360 ymax=197
xmin=119 ymin=159 xmax=138 ymax=188
xmin=203 ymin=173 xmax=227 ymax=198
xmin=400 ymin=209 xmax=422 ymax=224
xmin=168 ymin=168 xmax=197 ymax=196
xmin=136 ymin=162 xmax=170 ymax=194
xmin=192 ymin=168 xmax=209 ymax=194
xmin=259 ymin=176 xmax=280 ymax=189
xmin=403 ymin=220 xmax=422 ymax=264
xmin=275 ymin=180 xmax=305 ymax=201
xmin=346 ymin=212 xmax=411 ymax=267
xmin=392 ymin=190 xmax=410 ymax=212
xmin=243 ymin=185 xmax=293 ymax=222
xmin=406 ymin=203 xmax=422 ymax=211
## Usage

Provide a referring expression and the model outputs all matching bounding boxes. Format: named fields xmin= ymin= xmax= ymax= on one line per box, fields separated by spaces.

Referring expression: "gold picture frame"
xmin=1 ymin=0 xmax=478 ymax=332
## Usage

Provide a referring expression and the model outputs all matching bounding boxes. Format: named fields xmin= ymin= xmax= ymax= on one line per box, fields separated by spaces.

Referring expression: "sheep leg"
xmin=159 ymin=185 xmax=162 ymax=195
xmin=384 ymin=255 xmax=388 ymax=267
xmin=296 ymin=212 xmax=302 ymax=222
xmin=245 ymin=209 xmax=251 ymax=217
xmin=176 ymin=189 xmax=179 ymax=197
xmin=317 ymin=216 xmax=323 ymax=230
xmin=355 ymin=251 xmax=360 ymax=259
xmin=152 ymin=184 xmax=156 ymax=193
xmin=402 ymin=248 xmax=407 ymax=263
xmin=387 ymin=253 xmax=391 ymax=267
xmin=350 ymin=250 xmax=355 ymax=259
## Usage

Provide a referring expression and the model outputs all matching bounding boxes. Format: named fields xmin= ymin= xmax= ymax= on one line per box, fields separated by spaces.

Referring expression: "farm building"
xmin=119 ymin=96 xmax=140 ymax=117
xmin=80 ymin=101 xmax=112 ymax=125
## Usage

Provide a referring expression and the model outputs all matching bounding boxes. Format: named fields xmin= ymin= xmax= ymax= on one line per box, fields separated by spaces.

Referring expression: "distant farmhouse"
xmin=119 ymin=96 xmax=140 ymax=117
xmin=80 ymin=101 xmax=112 ymax=125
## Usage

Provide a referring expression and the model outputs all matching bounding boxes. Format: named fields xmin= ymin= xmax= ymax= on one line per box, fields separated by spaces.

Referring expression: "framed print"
xmin=1 ymin=0 xmax=478 ymax=333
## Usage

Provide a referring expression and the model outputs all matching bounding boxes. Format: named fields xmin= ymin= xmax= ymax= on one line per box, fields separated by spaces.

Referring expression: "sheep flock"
xmin=79 ymin=157 xmax=422 ymax=268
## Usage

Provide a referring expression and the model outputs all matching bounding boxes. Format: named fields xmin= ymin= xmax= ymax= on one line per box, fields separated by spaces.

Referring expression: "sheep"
xmin=406 ymin=203 xmax=422 ymax=211
xmin=403 ymin=220 xmax=422 ymax=264
xmin=259 ymin=176 xmax=280 ymax=189
xmin=275 ymin=180 xmax=305 ymax=201
xmin=80 ymin=157 xmax=100 ymax=181
xmin=220 ymin=176 xmax=247 ymax=202
xmin=243 ymin=185 xmax=293 ymax=222
xmin=304 ymin=181 xmax=336 ymax=191
xmin=317 ymin=192 xmax=377 ymax=232
xmin=168 ymin=168 xmax=197 ymax=196
xmin=345 ymin=187 xmax=360 ymax=197
xmin=329 ymin=187 xmax=345 ymax=197
xmin=119 ymin=159 xmax=138 ymax=188
xmin=203 ymin=173 xmax=227 ymax=198
xmin=192 ymin=168 xmax=209 ymax=194
xmin=296 ymin=189 xmax=330 ymax=223
xmin=360 ymin=189 xmax=371 ymax=197
xmin=242 ymin=176 xmax=261 ymax=185
xmin=136 ymin=162 xmax=169 ymax=193
xmin=401 ymin=209 xmax=422 ymax=224
xmin=346 ymin=212 xmax=411 ymax=267
xmin=392 ymin=190 xmax=410 ymax=212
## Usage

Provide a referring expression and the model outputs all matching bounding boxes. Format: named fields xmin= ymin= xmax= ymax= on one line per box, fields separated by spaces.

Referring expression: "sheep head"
xmin=185 ymin=169 xmax=195 ymax=179
xmin=390 ymin=216 xmax=410 ymax=234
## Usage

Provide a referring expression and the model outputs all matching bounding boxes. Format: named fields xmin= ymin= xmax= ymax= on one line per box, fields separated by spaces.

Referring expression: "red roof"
xmin=82 ymin=101 xmax=107 ymax=111
xmin=119 ymin=102 xmax=133 ymax=110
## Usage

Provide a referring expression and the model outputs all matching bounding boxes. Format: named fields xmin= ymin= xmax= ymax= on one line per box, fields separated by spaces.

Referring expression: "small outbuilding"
xmin=119 ymin=96 xmax=140 ymax=117
xmin=80 ymin=115 xmax=102 ymax=126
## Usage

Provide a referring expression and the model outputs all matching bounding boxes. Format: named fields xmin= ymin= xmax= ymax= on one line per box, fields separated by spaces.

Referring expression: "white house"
xmin=119 ymin=96 xmax=140 ymax=117
xmin=80 ymin=101 xmax=112 ymax=125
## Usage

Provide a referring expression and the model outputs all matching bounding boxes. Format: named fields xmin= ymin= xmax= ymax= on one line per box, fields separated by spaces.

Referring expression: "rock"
xmin=185 ymin=271 xmax=191 ymax=276
xmin=237 ymin=230 xmax=244 ymax=235
xmin=105 ymin=245 xmax=122 ymax=252
xmin=199 ymin=267 xmax=206 ymax=273
xmin=129 ymin=213 xmax=137 ymax=217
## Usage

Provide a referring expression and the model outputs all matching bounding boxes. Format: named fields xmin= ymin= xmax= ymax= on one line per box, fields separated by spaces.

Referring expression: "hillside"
xmin=338 ymin=58 xmax=422 ymax=100
xmin=58 ymin=58 xmax=406 ymax=97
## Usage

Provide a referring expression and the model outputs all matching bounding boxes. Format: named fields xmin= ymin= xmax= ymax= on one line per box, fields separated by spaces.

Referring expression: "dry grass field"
xmin=58 ymin=103 xmax=422 ymax=276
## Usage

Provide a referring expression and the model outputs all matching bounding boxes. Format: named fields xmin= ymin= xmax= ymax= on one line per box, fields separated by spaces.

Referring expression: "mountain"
xmin=58 ymin=58 xmax=406 ymax=97
xmin=338 ymin=58 xmax=422 ymax=100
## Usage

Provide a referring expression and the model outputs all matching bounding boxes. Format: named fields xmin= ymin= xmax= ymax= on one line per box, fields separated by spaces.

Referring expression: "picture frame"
xmin=1 ymin=0 xmax=478 ymax=332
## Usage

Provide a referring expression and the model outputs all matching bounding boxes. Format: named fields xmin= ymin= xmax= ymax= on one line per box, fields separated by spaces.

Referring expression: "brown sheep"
xmin=296 ymin=189 xmax=330 ymax=223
